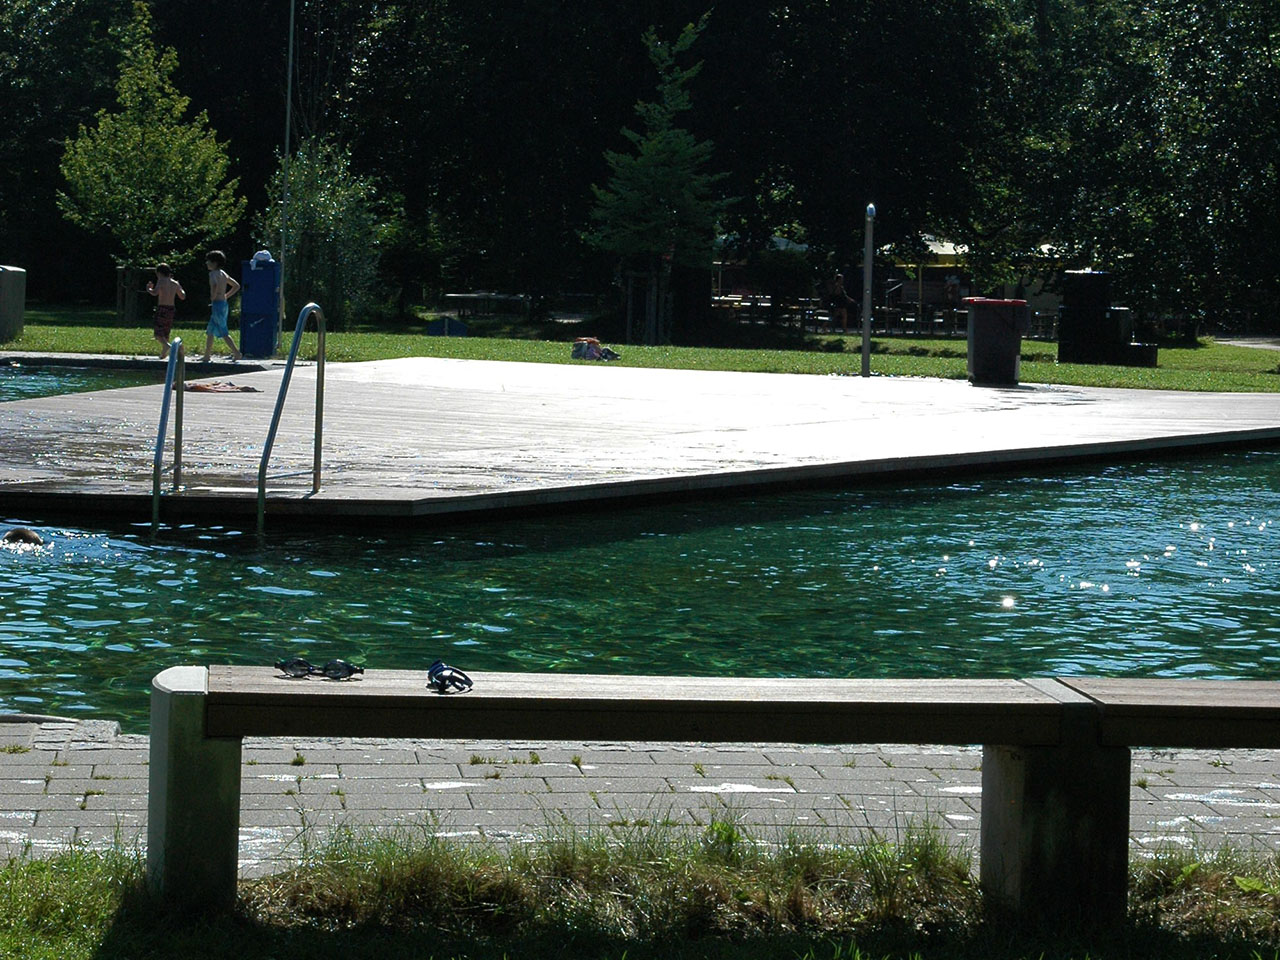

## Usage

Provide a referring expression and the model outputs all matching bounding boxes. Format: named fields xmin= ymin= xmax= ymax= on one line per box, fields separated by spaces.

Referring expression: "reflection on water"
xmin=0 ymin=365 xmax=164 ymax=403
xmin=2 ymin=450 xmax=1279 ymax=730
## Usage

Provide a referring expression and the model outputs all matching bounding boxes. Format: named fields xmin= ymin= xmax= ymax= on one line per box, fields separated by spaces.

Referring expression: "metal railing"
xmin=257 ymin=303 xmax=326 ymax=533
xmin=151 ymin=339 xmax=186 ymax=532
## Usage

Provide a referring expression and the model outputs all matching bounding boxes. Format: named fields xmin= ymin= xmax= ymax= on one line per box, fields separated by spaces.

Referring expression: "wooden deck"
xmin=2 ymin=356 xmax=1280 ymax=524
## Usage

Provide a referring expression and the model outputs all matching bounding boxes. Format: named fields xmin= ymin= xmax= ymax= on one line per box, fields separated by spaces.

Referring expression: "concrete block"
xmin=146 ymin=667 xmax=241 ymax=911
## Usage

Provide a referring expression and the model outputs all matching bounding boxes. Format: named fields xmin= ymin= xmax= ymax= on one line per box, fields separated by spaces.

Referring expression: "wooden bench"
xmin=147 ymin=667 xmax=1280 ymax=923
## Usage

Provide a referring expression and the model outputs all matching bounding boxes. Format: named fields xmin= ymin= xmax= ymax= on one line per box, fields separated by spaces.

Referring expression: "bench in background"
xmin=147 ymin=667 xmax=1280 ymax=924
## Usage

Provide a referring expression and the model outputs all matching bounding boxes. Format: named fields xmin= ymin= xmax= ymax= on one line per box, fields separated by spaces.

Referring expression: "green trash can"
xmin=0 ymin=266 xmax=25 ymax=343
xmin=965 ymin=297 xmax=1029 ymax=385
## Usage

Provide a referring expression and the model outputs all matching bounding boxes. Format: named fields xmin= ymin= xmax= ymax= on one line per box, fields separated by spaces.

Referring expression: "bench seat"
xmin=207 ymin=667 xmax=1073 ymax=744
xmin=150 ymin=666 xmax=1280 ymax=927
xmin=1058 ymin=677 xmax=1280 ymax=748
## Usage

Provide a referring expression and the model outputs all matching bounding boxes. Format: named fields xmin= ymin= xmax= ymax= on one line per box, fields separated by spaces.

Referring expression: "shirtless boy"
xmin=204 ymin=249 xmax=243 ymax=362
xmin=145 ymin=263 xmax=185 ymax=359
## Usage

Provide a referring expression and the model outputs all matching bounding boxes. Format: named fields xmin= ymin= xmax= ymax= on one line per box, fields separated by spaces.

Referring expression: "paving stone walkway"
xmin=3 ymin=718 xmax=1279 ymax=876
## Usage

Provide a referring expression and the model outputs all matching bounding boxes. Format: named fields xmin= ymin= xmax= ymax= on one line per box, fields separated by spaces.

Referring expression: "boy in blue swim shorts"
xmin=203 ymin=249 xmax=243 ymax=362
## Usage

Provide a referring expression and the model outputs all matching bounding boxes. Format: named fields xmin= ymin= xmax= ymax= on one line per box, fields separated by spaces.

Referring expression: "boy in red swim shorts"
xmin=146 ymin=263 xmax=185 ymax=359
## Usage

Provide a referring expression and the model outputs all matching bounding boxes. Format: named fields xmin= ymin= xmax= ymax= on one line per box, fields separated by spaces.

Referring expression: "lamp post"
xmin=860 ymin=203 xmax=875 ymax=378
xmin=279 ymin=0 xmax=297 ymax=348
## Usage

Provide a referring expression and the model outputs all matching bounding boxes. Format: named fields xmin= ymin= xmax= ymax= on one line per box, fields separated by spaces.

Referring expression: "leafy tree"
xmin=256 ymin=137 xmax=391 ymax=328
xmin=587 ymin=15 xmax=729 ymax=344
xmin=995 ymin=0 xmax=1280 ymax=326
xmin=0 ymin=0 xmax=125 ymax=298
xmin=57 ymin=1 xmax=244 ymax=275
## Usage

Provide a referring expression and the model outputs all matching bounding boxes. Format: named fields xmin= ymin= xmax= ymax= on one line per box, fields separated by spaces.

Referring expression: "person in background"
xmin=146 ymin=263 xmax=185 ymax=360
xmin=203 ymin=249 xmax=242 ymax=363
xmin=827 ymin=273 xmax=853 ymax=334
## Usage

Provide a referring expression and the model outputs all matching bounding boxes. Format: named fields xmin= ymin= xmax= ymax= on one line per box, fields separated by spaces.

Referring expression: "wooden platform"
xmin=3 ymin=357 xmax=1280 ymax=524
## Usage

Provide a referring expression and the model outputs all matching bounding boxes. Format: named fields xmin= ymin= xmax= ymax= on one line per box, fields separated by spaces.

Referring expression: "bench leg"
xmin=147 ymin=666 xmax=242 ymax=910
xmin=980 ymin=740 xmax=1131 ymax=926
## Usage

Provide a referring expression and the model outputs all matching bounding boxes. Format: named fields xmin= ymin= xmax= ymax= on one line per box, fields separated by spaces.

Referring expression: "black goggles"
xmin=427 ymin=659 xmax=473 ymax=693
xmin=274 ymin=657 xmax=364 ymax=680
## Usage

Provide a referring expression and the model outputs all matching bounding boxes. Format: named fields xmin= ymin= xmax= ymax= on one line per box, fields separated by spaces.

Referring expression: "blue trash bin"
xmin=239 ymin=253 xmax=280 ymax=358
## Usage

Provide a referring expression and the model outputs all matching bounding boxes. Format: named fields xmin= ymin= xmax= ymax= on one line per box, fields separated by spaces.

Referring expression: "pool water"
xmin=0 ymin=364 xmax=164 ymax=403
xmin=2 ymin=450 xmax=1278 ymax=731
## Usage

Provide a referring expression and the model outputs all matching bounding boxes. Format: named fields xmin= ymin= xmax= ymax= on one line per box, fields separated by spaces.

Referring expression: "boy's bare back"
xmin=150 ymin=275 xmax=184 ymax=306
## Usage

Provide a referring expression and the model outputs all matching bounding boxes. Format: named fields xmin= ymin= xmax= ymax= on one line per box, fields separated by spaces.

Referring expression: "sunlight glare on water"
xmin=2 ymin=450 xmax=1279 ymax=730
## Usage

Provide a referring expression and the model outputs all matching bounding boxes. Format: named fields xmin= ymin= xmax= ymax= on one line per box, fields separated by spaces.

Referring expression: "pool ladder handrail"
xmin=151 ymin=338 xmax=185 ymax=532
xmin=257 ymin=302 xmax=326 ymax=533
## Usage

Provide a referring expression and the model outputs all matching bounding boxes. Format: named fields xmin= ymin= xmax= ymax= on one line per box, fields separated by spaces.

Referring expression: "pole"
xmin=860 ymin=203 xmax=876 ymax=378
xmin=279 ymin=0 xmax=297 ymax=351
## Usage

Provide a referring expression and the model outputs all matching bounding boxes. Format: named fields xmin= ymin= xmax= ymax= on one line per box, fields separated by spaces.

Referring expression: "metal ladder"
xmin=151 ymin=339 xmax=186 ymax=533
xmin=257 ymin=302 xmax=326 ymax=533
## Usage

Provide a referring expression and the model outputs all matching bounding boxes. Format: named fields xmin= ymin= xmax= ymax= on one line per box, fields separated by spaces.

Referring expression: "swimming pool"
xmin=0 ymin=364 xmax=165 ymax=403
xmin=2 ymin=449 xmax=1277 ymax=731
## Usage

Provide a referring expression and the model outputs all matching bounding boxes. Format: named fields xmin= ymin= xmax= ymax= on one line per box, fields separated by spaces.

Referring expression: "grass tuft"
xmin=5 ymin=823 xmax=1280 ymax=958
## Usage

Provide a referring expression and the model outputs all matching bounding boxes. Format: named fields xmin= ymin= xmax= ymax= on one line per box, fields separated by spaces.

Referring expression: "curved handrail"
xmin=151 ymin=339 xmax=186 ymax=532
xmin=257 ymin=303 xmax=326 ymax=533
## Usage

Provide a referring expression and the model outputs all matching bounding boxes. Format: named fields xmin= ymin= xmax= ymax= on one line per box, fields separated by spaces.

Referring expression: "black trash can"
xmin=965 ymin=297 xmax=1029 ymax=385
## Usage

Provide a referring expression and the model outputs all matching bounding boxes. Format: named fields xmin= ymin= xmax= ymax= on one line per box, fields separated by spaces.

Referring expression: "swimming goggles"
xmin=274 ymin=657 xmax=364 ymax=680
xmin=428 ymin=659 xmax=473 ymax=693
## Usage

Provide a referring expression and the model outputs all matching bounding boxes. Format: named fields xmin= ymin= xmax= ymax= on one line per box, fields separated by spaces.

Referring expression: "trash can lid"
xmin=963 ymin=298 xmax=1026 ymax=306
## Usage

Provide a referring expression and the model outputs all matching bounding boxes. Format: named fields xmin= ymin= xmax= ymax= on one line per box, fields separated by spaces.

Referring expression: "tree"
xmin=256 ymin=138 xmax=390 ymax=329
xmin=57 ymin=1 xmax=244 ymax=299
xmin=587 ymin=15 xmax=728 ymax=345
xmin=990 ymin=0 xmax=1280 ymax=328
xmin=0 ymin=0 xmax=125 ymax=299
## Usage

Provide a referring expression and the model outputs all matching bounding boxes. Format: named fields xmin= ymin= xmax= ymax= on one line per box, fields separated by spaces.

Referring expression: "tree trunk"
xmin=116 ymin=265 xmax=147 ymax=327
xmin=644 ymin=268 xmax=658 ymax=345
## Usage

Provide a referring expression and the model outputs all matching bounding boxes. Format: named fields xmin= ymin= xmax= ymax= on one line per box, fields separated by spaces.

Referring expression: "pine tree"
xmin=587 ymin=15 xmax=727 ymax=344
xmin=58 ymin=2 xmax=244 ymax=279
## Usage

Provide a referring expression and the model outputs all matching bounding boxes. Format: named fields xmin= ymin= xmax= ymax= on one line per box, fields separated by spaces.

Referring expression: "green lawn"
xmin=6 ymin=304 xmax=1280 ymax=392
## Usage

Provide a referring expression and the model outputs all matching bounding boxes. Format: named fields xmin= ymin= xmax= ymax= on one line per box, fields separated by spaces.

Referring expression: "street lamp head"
xmin=866 ymin=203 xmax=876 ymax=219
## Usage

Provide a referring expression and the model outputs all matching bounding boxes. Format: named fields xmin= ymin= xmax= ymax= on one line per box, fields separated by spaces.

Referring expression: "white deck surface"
xmin=2 ymin=357 xmax=1279 ymax=522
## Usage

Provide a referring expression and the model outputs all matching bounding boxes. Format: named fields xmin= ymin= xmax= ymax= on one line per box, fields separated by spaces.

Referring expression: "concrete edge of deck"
xmin=4 ymin=424 xmax=1278 ymax=528
xmin=0 ymin=350 xmax=274 ymax=374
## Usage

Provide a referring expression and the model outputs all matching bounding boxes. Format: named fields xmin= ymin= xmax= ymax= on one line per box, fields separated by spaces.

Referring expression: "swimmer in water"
xmin=2 ymin=527 xmax=45 ymax=546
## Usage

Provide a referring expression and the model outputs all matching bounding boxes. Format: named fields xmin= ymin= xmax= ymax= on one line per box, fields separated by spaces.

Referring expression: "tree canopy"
xmin=57 ymin=1 xmax=244 ymax=268
xmin=0 ymin=0 xmax=1272 ymax=326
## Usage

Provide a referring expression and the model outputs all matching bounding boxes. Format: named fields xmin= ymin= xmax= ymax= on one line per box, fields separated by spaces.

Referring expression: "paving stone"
xmin=339 ymin=791 xmax=473 ymax=811
xmin=249 ymin=745 xmax=423 ymax=765
xmin=82 ymin=794 xmax=147 ymax=810
xmin=241 ymin=776 xmax=307 ymax=795
xmin=0 ymin=764 xmax=57 ymax=781
xmin=0 ymin=750 xmax=56 ymax=766
xmin=241 ymin=808 xmax=313 ymax=828
xmin=473 ymin=791 xmax=601 ymax=811
xmin=36 ymin=809 xmax=145 ymax=828
xmin=42 ymin=765 xmax=99 ymax=780
xmin=337 ymin=762 xmax=459 ymax=779
xmin=0 ymin=779 xmax=48 ymax=794
xmin=60 ymin=749 xmax=146 ymax=764
xmin=0 ymin=828 xmax=87 ymax=853
xmin=73 ymin=825 xmax=145 ymax=847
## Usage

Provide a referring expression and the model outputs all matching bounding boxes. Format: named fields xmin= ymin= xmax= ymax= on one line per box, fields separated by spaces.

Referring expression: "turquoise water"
xmin=0 ymin=364 xmax=164 ymax=402
xmin=2 ymin=450 xmax=1279 ymax=731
